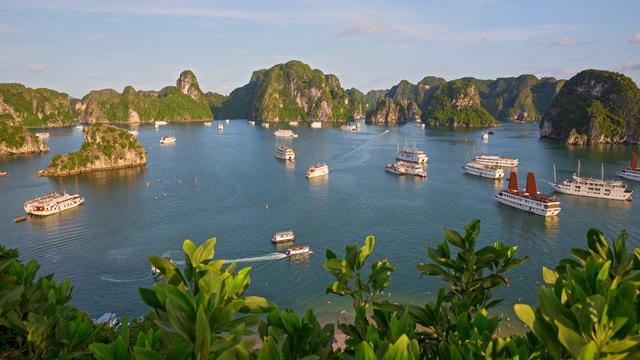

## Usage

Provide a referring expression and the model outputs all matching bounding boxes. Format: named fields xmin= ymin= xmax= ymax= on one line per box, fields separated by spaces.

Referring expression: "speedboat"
xmin=160 ymin=136 xmax=176 ymax=145
xmin=286 ymin=244 xmax=310 ymax=256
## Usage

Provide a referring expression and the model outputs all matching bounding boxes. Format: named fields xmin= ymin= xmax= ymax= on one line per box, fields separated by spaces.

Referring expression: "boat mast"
xmin=577 ymin=159 xmax=581 ymax=177
xmin=553 ymin=163 xmax=557 ymax=184
xmin=601 ymin=162 xmax=604 ymax=180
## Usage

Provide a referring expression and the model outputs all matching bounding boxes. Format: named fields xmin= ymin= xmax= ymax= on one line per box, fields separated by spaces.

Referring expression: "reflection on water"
xmin=289 ymin=253 xmax=311 ymax=264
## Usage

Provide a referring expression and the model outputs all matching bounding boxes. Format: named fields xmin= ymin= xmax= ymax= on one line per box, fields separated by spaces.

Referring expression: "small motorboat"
xmin=160 ymin=136 xmax=176 ymax=145
xmin=151 ymin=256 xmax=173 ymax=277
xmin=204 ymin=121 xmax=212 ymax=127
xmin=0 ymin=171 xmax=8 ymax=177
xmin=286 ymin=244 xmax=311 ymax=256
xmin=488 ymin=128 xmax=495 ymax=135
xmin=217 ymin=123 xmax=224 ymax=131
xmin=14 ymin=216 xmax=27 ymax=223
xmin=94 ymin=312 xmax=121 ymax=329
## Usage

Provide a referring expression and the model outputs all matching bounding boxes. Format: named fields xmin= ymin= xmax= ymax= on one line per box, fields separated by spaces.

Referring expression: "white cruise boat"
xmin=128 ymin=129 xmax=138 ymax=136
xmin=24 ymin=192 xmax=85 ymax=216
xmin=160 ymin=136 xmax=176 ymax=145
xmin=396 ymin=143 xmax=428 ymax=164
xmin=155 ymin=121 xmax=168 ymax=126
xmin=248 ymin=120 xmax=256 ymax=126
xmin=275 ymin=145 xmax=295 ymax=161
xmin=0 ymin=171 xmax=7 ymax=177
xmin=310 ymin=121 xmax=322 ymax=129
xmin=203 ymin=121 xmax=212 ymax=127
xmin=306 ymin=163 xmax=329 ymax=178
xmin=274 ymin=129 xmax=298 ymax=138
xmin=463 ymin=161 xmax=504 ymax=179
xmin=217 ymin=123 xmax=224 ymax=131
xmin=396 ymin=161 xmax=427 ymax=178
xmin=551 ymin=161 xmax=632 ymax=201
xmin=151 ymin=256 xmax=173 ymax=277
xmin=35 ymin=132 xmax=50 ymax=140
xmin=261 ymin=122 xmax=270 ymax=129
xmin=617 ymin=152 xmax=640 ymax=182
xmin=286 ymin=244 xmax=310 ymax=256
xmin=340 ymin=124 xmax=357 ymax=131
xmin=495 ymin=172 xmax=561 ymax=217
xmin=481 ymin=132 xmax=489 ymax=141
xmin=272 ymin=230 xmax=295 ymax=243
xmin=385 ymin=162 xmax=405 ymax=176
xmin=288 ymin=121 xmax=299 ymax=126
xmin=473 ymin=155 xmax=519 ymax=168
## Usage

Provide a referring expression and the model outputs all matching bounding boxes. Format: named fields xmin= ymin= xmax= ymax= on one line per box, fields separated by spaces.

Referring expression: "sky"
xmin=1 ymin=0 xmax=639 ymax=98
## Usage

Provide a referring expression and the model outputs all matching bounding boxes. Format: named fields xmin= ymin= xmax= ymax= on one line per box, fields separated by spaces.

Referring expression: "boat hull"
xmin=494 ymin=192 xmax=561 ymax=217
xmin=617 ymin=170 xmax=640 ymax=182
xmin=25 ymin=197 xmax=85 ymax=216
xmin=463 ymin=164 xmax=504 ymax=179
xmin=551 ymin=183 xmax=632 ymax=201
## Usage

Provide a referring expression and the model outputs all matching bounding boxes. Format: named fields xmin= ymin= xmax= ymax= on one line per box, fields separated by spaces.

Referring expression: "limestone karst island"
xmin=1 ymin=1 xmax=640 ymax=359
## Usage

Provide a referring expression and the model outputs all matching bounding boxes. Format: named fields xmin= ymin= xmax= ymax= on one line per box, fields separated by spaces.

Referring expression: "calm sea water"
xmin=1 ymin=121 xmax=638 ymax=321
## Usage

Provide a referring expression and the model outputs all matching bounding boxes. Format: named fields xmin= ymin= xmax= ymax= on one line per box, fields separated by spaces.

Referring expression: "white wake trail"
xmin=224 ymin=252 xmax=288 ymax=263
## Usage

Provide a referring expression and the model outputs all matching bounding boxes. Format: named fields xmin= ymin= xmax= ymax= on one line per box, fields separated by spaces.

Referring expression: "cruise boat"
xmin=495 ymin=172 xmax=561 ymax=217
xmin=310 ymin=121 xmax=322 ymax=129
xmin=306 ymin=163 xmax=329 ymax=178
xmin=160 ymin=136 xmax=176 ymax=145
xmin=396 ymin=161 xmax=427 ymax=178
xmin=151 ymin=256 xmax=173 ymax=277
xmin=248 ymin=120 xmax=256 ymax=126
xmin=385 ymin=162 xmax=405 ymax=176
xmin=340 ymin=124 xmax=357 ymax=131
xmin=550 ymin=162 xmax=632 ymax=201
xmin=272 ymin=230 xmax=295 ymax=243
xmin=217 ymin=123 xmax=224 ymax=131
xmin=396 ymin=143 xmax=428 ymax=164
xmin=0 ymin=171 xmax=7 ymax=177
xmin=617 ymin=152 xmax=640 ymax=182
xmin=286 ymin=244 xmax=310 ymax=256
xmin=288 ymin=121 xmax=299 ymax=126
xmin=75 ymin=125 xmax=84 ymax=132
xmin=481 ymin=132 xmax=489 ymax=141
xmin=225 ymin=119 xmax=230 ymax=123
xmin=24 ymin=192 xmax=85 ymax=216
xmin=94 ymin=312 xmax=121 ymax=328
xmin=488 ymin=128 xmax=495 ymax=135
xmin=35 ymin=132 xmax=50 ymax=140
xmin=463 ymin=161 xmax=504 ymax=179
xmin=155 ymin=121 xmax=168 ymax=126
xmin=261 ymin=122 xmax=270 ymax=129
xmin=473 ymin=155 xmax=519 ymax=168
xmin=275 ymin=145 xmax=295 ymax=161
xmin=127 ymin=129 xmax=138 ymax=136
xmin=274 ymin=129 xmax=298 ymax=138
xmin=203 ymin=121 xmax=212 ymax=127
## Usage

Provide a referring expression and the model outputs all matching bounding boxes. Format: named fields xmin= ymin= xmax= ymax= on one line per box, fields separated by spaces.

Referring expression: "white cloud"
xmin=547 ymin=37 xmax=576 ymax=47
xmin=630 ymin=32 xmax=640 ymax=44
xmin=0 ymin=26 xmax=19 ymax=34
xmin=27 ymin=64 xmax=45 ymax=72
xmin=336 ymin=21 xmax=396 ymax=37
xmin=622 ymin=61 xmax=640 ymax=70
xmin=87 ymin=32 xmax=107 ymax=42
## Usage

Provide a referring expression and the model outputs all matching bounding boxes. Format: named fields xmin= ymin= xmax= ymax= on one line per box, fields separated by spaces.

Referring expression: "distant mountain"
xmin=76 ymin=70 xmax=212 ymax=124
xmin=540 ymin=69 xmax=640 ymax=144
xmin=0 ymin=84 xmax=75 ymax=127
xmin=211 ymin=60 xmax=355 ymax=123
xmin=423 ymin=80 xmax=498 ymax=127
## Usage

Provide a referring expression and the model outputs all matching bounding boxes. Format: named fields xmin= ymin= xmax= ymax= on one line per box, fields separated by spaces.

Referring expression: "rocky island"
xmin=76 ymin=70 xmax=212 ymax=124
xmin=38 ymin=124 xmax=146 ymax=176
xmin=0 ymin=83 xmax=75 ymax=127
xmin=539 ymin=69 xmax=640 ymax=145
xmin=0 ymin=121 xmax=49 ymax=156
xmin=422 ymin=80 xmax=498 ymax=127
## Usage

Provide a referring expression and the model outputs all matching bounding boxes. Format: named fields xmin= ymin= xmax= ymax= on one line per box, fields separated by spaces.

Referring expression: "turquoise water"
xmin=1 ymin=121 xmax=638 ymax=321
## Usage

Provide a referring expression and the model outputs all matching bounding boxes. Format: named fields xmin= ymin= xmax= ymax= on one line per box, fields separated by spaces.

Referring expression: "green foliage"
xmin=0 ymin=83 xmax=74 ymax=127
xmin=0 ymin=121 xmax=30 ymax=149
xmin=515 ymin=228 xmax=640 ymax=359
xmin=423 ymin=80 xmax=498 ymax=127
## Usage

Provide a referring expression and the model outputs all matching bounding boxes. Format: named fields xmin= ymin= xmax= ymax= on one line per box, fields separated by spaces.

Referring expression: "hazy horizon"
xmin=1 ymin=0 xmax=639 ymax=97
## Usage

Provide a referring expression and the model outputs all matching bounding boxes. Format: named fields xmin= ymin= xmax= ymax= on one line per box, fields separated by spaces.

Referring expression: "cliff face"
xmin=0 ymin=121 xmax=49 ymax=156
xmin=77 ymin=71 xmax=212 ymax=124
xmin=0 ymin=84 xmax=74 ymax=127
xmin=539 ymin=70 xmax=640 ymax=144
xmin=346 ymin=88 xmax=366 ymax=119
xmin=215 ymin=60 xmax=352 ymax=123
xmin=366 ymin=98 xmax=421 ymax=125
xmin=39 ymin=124 xmax=146 ymax=176
xmin=422 ymin=80 xmax=498 ymax=127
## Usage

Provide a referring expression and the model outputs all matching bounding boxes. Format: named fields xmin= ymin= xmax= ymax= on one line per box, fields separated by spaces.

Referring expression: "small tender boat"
xmin=160 ymin=136 xmax=176 ymax=145
xmin=306 ymin=163 xmax=329 ymax=178
xmin=94 ymin=312 xmax=121 ymax=329
xmin=14 ymin=216 xmax=26 ymax=223
xmin=396 ymin=143 xmax=428 ymax=164
xmin=495 ymin=172 xmax=561 ymax=217
xmin=248 ymin=121 xmax=256 ymax=126
xmin=75 ymin=125 xmax=84 ymax=132
xmin=151 ymin=256 xmax=173 ymax=276
xmin=340 ymin=124 xmax=357 ymax=132
xmin=473 ymin=155 xmax=519 ymax=168
xmin=310 ymin=121 xmax=322 ymax=129
xmin=286 ymin=244 xmax=310 ymax=256
xmin=551 ymin=161 xmax=632 ymax=201
xmin=617 ymin=152 xmax=640 ymax=182
xmin=217 ymin=123 xmax=224 ymax=131
xmin=155 ymin=121 xmax=168 ymax=126
xmin=488 ymin=128 xmax=495 ymax=135
xmin=272 ymin=230 xmax=295 ymax=243
xmin=463 ymin=161 xmax=504 ymax=179
xmin=481 ymin=132 xmax=489 ymax=141
xmin=35 ymin=132 xmax=50 ymax=140
xmin=275 ymin=145 xmax=295 ymax=161
xmin=385 ymin=162 xmax=405 ymax=176
xmin=288 ymin=121 xmax=299 ymax=127
xmin=261 ymin=122 xmax=270 ymax=129
xmin=225 ymin=119 xmax=230 ymax=123
xmin=24 ymin=192 xmax=85 ymax=216
xmin=0 ymin=171 xmax=7 ymax=177
xmin=274 ymin=129 xmax=298 ymax=138
xmin=395 ymin=161 xmax=427 ymax=178
xmin=203 ymin=121 xmax=212 ymax=127
xmin=127 ymin=130 xmax=138 ymax=136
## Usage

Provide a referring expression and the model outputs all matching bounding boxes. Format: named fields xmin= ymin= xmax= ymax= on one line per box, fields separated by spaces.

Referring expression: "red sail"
xmin=526 ymin=172 xmax=538 ymax=195
xmin=508 ymin=171 xmax=518 ymax=191
xmin=632 ymin=152 xmax=638 ymax=170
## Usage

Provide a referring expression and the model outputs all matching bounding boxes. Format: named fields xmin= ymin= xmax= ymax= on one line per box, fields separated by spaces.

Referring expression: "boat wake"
xmin=331 ymin=129 xmax=390 ymax=170
xmin=225 ymin=252 xmax=287 ymax=263
xmin=100 ymin=274 xmax=151 ymax=283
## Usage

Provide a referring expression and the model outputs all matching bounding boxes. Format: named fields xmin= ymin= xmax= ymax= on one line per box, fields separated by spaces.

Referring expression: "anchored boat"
xmin=463 ymin=161 xmax=504 ymax=179
xmin=385 ymin=162 xmax=405 ymax=176
xmin=340 ymin=124 xmax=357 ymax=131
xmin=204 ymin=121 xmax=212 ymax=127
xmin=473 ymin=155 xmax=519 ymax=168
xmin=24 ymin=192 xmax=85 ymax=216
xmin=396 ymin=143 xmax=428 ymax=164
xmin=551 ymin=161 xmax=632 ymax=201
xmin=160 ymin=136 xmax=176 ymax=145
xmin=286 ymin=244 xmax=310 ymax=256
xmin=272 ymin=230 xmax=295 ymax=243
xmin=306 ymin=163 xmax=329 ymax=178
xmin=155 ymin=121 xmax=168 ymax=126
xmin=275 ymin=145 xmax=295 ymax=161
xmin=495 ymin=172 xmax=561 ymax=217
xmin=274 ymin=129 xmax=298 ymax=138
xmin=310 ymin=121 xmax=322 ymax=129
xmin=35 ymin=132 xmax=50 ymax=141
xmin=617 ymin=152 xmax=640 ymax=182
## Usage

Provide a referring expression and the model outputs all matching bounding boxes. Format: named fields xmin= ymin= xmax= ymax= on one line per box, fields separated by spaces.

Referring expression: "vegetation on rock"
xmin=0 ymin=83 xmax=75 ymax=127
xmin=40 ymin=124 xmax=146 ymax=176
xmin=423 ymin=80 xmax=498 ymax=127
xmin=540 ymin=69 xmax=640 ymax=144
xmin=0 ymin=121 xmax=49 ymax=155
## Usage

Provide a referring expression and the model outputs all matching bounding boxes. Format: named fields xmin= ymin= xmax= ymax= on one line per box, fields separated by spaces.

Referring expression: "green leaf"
xmin=257 ymin=337 xmax=282 ymax=360
xmin=90 ymin=343 xmax=114 ymax=360
xmin=357 ymin=235 xmax=375 ymax=269
xmin=195 ymin=305 xmax=211 ymax=360
xmin=355 ymin=341 xmax=377 ymax=360
xmin=578 ymin=341 xmax=598 ymax=360
xmin=542 ymin=266 xmax=558 ymax=284
xmin=514 ymin=304 xmax=535 ymax=329
xmin=133 ymin=348 xmax=163 ymax=360
xmin=442 ymin=228 xmax=465 ymax=249
xmin=240 ymin=296 xmax=275 ymax=313
xmin=555 ymin=319 xmax=587 ymax=358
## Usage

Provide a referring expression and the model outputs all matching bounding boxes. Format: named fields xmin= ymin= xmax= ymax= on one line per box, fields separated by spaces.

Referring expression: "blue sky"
xmin=1 ymin=0 xmax=639 ymax=97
